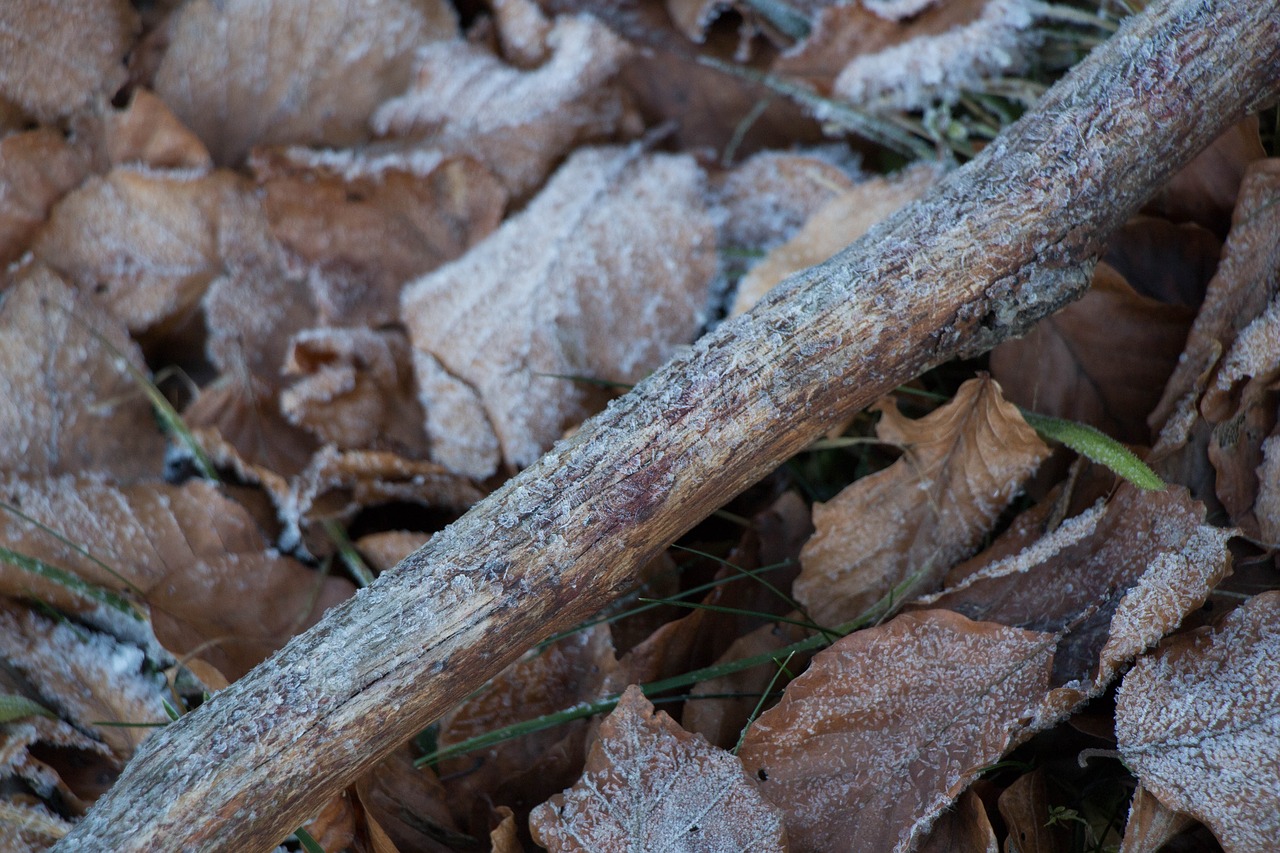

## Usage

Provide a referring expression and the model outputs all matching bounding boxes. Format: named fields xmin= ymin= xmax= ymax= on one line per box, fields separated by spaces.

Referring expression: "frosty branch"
xmin=55 ymin=0 xmax=1280 ymax=849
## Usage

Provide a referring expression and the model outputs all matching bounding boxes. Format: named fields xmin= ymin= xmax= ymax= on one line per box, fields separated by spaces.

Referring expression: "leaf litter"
xmin=0 ymin=1 xmax=1276 ymax=850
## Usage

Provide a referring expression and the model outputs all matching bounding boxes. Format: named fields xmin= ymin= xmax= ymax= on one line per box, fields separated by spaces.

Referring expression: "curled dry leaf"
xmin=436 ymin=624 xmax=616 ymax=835
xmin=154 ymin=0 xmax=457 ymax=165
xmin=738 ymin=609 xmax=1056 ymax=852
xmin=402 ymin=145 xmax=716 ymax=478
xmin=832 ymin=0 xmax=1039 ymax=111
xmin=0 ymin=0 xmax=138 ymax=122
xmin=372 ymin=13 xmax=639 ymax=200
xmin=795 ymin=376 xmax=1049 ymax=628
xmin=0 ymin=267 xmax=165 ymax=482
xmin=0 ymin=129 xmax=90 ymax=266
xmin=990 ymin=262 xmax=1194 ymax=445
xmin=183 ymin=378 xmax=319 ymax=481
xmin=33 ymin=167 xmax=231 ymax=339
xmin=1116 ymin=591 xmax=1280 ymax=853
xmin=0 ymin=476 xmax=353 ymax=680
xmin=0 ymin=602 xmax=168 ymax=760
xmin=1119 ymin=785 xmax=1196 ymax=853
xmin=529 ymin=685 xmax=786 ymax=852
xmin=281 ymin=327 xmax=428 ymax=456
xmin=253 ymin=146 xmax=506 ymax=328
xmin=731 ymin=162 xmax=938 ymax=314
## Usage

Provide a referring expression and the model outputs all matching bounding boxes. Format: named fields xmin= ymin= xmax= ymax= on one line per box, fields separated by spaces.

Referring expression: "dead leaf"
xmin=491 ymin=0 xmax=554 ymax=67
xmin=99 ymin=88 xmax=213 ymax=170
xmin=1101 ymin=217 xmax=1221 ymax=308
xmin=300 ymin=792 xmax=356 ymax=853
xmin=731 ymin=162 xmax=938 ymax=314
xmin=714 ymin=151 xmax=856 ymax=252
xmin=0 ymin=129 xmax=90 ymax=266
xmin=154 ymin=0 xmax=457 ymax=165
xmin=916 ymin=788 xmax=997 ymax=853
xmin=32 ymin=168 xmax=233 ymax=339
xmin=253 ymin=147 xmax=506 ymax=328
xmin=0 ymin=798 xmax=75 ymax=847
xmin=795 ymin=376 xmax=1049 ymax=627
xmin=530 ymin=684 xmax=786 ymax=851
xmin=437 ymin=624 xmax=616 ymax=836
xmin=281 ymin=327 xmax=428 ymax=456
xmin=0 ymin=0 xmax=139 ymax=122
xmin=0 ymin=266 xmax=166 ymax=481
xmin=1144 ymin=117 xmax=1267 ymax=238
xmin=1116 ymin=591 xmax=1280 ymax=853
xmin=354 ymin=746 xmax=463 ymax=853
xmin=997 ymin=769 xmax=1072 ymax=853
xmin=1256 ymin=435 xmax=1280 ymax=545
xmin=1150 ymin=159 xmax=1280 ymax=439
xmin=0 ymin=476 xmax=353 ymax=679
xmin=990 ymin=263 xmax=1194 ymax=445
xmin=738 ymin=609 xmax=1056 ymax=852
xmin=402 ymin=145 xmax=716 ymax=477
xmin=488 ymin=806 xmax=521 ymax=853
xmin=1119 ymin=785 xmax=1196 ymax=853
xmin=372 ymin=14 xmax=639 ymax=200
xmin=354 ymin=532 xmax=430 ymax=575
xmin=0 ymin=602 xmax=167 ymax=760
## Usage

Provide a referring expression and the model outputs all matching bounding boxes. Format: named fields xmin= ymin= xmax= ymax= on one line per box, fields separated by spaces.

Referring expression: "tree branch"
xmin=55 ymin=1 xmax=1280 ymax=849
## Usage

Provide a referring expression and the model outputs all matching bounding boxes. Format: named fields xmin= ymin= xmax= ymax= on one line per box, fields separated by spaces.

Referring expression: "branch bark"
xmin=56 ymin=1 xmax=1280 ymax=849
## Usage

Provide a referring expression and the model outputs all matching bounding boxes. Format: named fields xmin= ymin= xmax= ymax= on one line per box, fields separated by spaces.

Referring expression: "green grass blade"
xmin=0 ymin=693 xmax=56 ymax=723
xmin=1019 ymin=410 xmax=1164 ymax=490
xmin=0 ymin=546 xmax=144 ymax=621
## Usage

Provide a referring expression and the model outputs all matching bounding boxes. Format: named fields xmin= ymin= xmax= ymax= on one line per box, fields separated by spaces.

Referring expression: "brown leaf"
xmin=253 ymin=147 xmax=506 ymax=328
xmin=488 ymin=806 xmax=521 ymax=853
xmin=916 ymin=789 xmax=997 ymax=853
xmin=99 ymin=88 xmax=213 ymax=170
xmin=0 ymin=266 xmax=165 ymax=481
xmin=402 ymin=146 xmax=716 ymax=477
xmin=437 ymin=625 xmax=616 ymax=836
xmin=0 ymin=129 xmax=90 ymax=266
xmin=353 ymin=746 xmax=461 ymax=853
xmin=0 ymin=602 xmax=168 ymax=760
xmin=997 ymin=769 xmax=1072 ymax=853
xmin=153 ymin=0 xmax=456 ymax=165
xmin=530 ymin=684 xmax=786 ymax=851
xmin=1144 ymin=117 xmax=1267 ymax=238
xmin=990 ymin=263 xmax=1194 ymax=445
xmin=738 ymin=609 xmax=1056 ymax=852
xmin=731 ymin=162 xmax=938 ymax=314
xmin=353 ymin=532 xmax=429 ymax=575
xmin=281 ymin=327 xmax=428 ymax=456
xmin=0 ymin=476 xmax=353 ymax=679
xmin=1256 ymin=434 xmax=1280 ymax=545
xmin=32 ymin=168 xmax=233 ymax=339
xmin=714 ymin=151 xmax=856 ymax=251
xmin=1116 ymin=591 xmax=1280 ymax=853
xmin=1150 ymin=159 xmax=1280 ymax=439
xmin=372 ymin=14 xmax=638 ymax=200
xmin=1119 ymin=785 xmax=1196 ymax=853
xmin=0 ymin=0 xmax=139 ymax=122
xmin=1101 ymin=217 xmax=1221 ymax=308
xmin=795 ymin=376 xmax=1049 ymax=627
xmin=918 ymin=484 xmax=1232 ymax=696
xmin=183 ymin=378 xmax=319 ymax=480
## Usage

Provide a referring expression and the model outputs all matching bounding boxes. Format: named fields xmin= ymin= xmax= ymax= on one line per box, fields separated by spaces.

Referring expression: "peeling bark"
xmin=55 ymin=1 xmax=1280 ymax=849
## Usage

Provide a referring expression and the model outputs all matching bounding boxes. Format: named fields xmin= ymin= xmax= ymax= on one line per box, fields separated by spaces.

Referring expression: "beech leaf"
xmin=737 ymin=609 xmax=1056 ymax=852
xmin=1116 ymin=591 xmax=1280 ymax=853
xmin=402 ymin=145 xmax=716 ymax=478
xmin=529 ymin=685 xmax=787 ymax=852
xmin=795 ymin=376 xmax=1049 ymax=627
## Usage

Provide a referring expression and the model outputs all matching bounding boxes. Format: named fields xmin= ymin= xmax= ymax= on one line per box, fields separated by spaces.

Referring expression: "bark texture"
xmin=56 ymin=1 xmax=1280 ymax=849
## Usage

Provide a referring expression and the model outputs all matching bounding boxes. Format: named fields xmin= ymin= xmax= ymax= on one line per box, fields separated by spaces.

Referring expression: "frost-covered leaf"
xmin=0 ymin=129 xmax=89 ymax=266
xmin=437 ymin=625 xmax=616 ymax=836
xmin=0 ymin=798 xmax=75 ymax=848
xmin=154 ymin=0 xmax=456 ymax=164
xmin=1256 ymin=435 xmax=1280 ymax=545
xmin=991 ymin=263 xmax=1194 ymax=446
xmin=0 ymin=0 xmax=138 ymax=122
xmin=1116 ymin=591 xmax=1280 ymax=853
xmin=183 ymin=377 xmax=318 ymax=480
xmin=99 ymin=88 xmax=213 ymax=170
xmin=714 ymin=151 xmax=855 ymax=252
xmin=0 ymin=267 xmax=166 ymax=481
xmin=0 ymin=476 xmax=353 ymax=679
xmin=281 ymin=327 xmax=428 ymax=456
xmin=402 ymin=146 xmax=716 ymax=478
xmin=731 ymin=162 xmax=937 ymax=314
xmin=33 ymin=168 xmax=232 ymax=338
xmin=919 ymin=483 xmax=1232 ymax=705
xmin=1118 ymin=785 xmax=1195 ymax=853
xmin=795 ymin=376 xmax=1049 ymax=627
xmin=372 ymin=14 xmax=638 ymax=200
xmin=530 ymin=685 xmax=786 ymax=851
xmin=738 ymin=609 xmax=1055 ymax=852
xmin=253 ymin=147 xmax=506 ymax=328
xmin=832 ymin=0 xmax=1040 ymax=111
xmin=373 ymin=13 xmax=637 ymax=199
xmin=916 ymin=789 xmax=997 ymax=853
xmin=0 ymin=602 xmax=167 ymax=759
